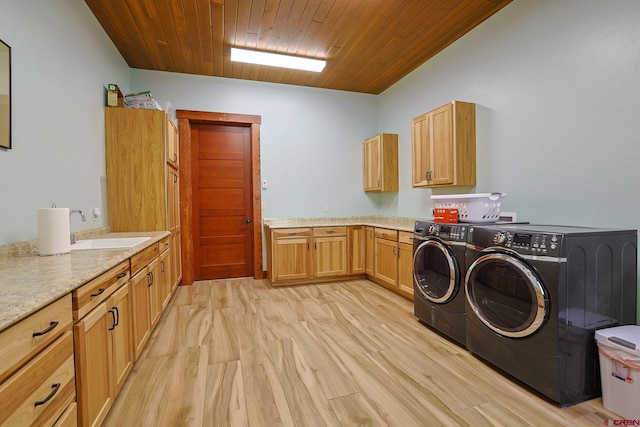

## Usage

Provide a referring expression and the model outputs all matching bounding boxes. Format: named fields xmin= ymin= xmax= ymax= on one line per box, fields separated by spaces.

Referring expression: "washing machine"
xmin=413 ymin=220 xmax=470 ymax=346
xmin=464 ymin=224 xmax=637 ymax=405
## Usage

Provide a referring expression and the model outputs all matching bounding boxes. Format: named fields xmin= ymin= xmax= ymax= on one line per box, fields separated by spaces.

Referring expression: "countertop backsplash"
xmin=0 ymin=227 xmax=111 ymax=259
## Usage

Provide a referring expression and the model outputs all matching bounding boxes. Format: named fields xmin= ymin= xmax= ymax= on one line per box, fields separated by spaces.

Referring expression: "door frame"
xmin=176 ymin=110 xmax=263 ymax=285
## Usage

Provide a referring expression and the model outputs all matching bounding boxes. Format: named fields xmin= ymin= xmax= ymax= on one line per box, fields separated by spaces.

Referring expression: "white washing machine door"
xmin=465 ymin=251 xmax=549 ymax=338
xmin=413 ymin=238 xmax=459 ymax=304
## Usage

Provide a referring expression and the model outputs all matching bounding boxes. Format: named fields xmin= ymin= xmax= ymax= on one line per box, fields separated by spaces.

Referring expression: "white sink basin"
xmin=70 ymin=237 xmax=151 ymax=250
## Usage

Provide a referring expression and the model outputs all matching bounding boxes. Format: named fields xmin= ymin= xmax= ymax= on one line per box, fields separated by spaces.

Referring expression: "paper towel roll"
xmin=38 ymin=208 xmax=71 ymax=256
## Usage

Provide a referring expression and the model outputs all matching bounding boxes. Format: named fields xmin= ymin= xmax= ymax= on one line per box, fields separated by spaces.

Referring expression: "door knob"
xmin=245 ymin=219 xmax=251 ymax=224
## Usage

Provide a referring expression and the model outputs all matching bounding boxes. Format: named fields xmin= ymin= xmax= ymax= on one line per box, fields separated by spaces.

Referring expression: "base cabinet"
xmin=72 ymin=238 xmax=173 ymax=427
xmin=348 ymin=226 xmax=366 ymax=275
xmin=0 ymin=236 xmax=177 ymax=427
xmin=366 ymin=228 xmax=414 ymax=300
xmin=0 ymin=328 xmax=75 ymax=427
xmin=269 ymin=228 xmax=312 ymax=282
xmin=266 ymin=226 xmax=360 ymax=286
xmin=365 ymin=226 xmax=375 ymax=276
xmin=265 ymin=223 xmax=413 ymax=301
xmin=374 ymin=228 xmax=398 ymax=288
xmin=159 ymin=246 xmax=172 ymax=309
xmin=109 ymin=284 xmax=134 ymax=396
xmin=313 ymin=227 xmax=347 ymax=277
xmin=398 ymin=232 xmax=415 ymax=299
xmin=131 ymin=258 xmax=161 ymax=360
xmin=73 ymin=262 xmax=131 ymax=427
xmin=74 ymin=303 xmax=114 ymax=427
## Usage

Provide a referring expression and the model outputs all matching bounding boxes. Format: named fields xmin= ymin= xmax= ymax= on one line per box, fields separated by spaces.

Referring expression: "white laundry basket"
xmin=430 ymin=193 xmax=507 ymax=223
xmin=595 ymin=325 xmax=640 ymax=420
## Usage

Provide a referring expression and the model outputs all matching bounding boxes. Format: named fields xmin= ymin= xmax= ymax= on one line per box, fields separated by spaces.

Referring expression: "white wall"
xmin=378 ymin=0 xmax=640 ymax=231
xmin=130 ymin=70 xmax=380 ymax=221
xmin=0 ymin=0 xmax=130 ymax=244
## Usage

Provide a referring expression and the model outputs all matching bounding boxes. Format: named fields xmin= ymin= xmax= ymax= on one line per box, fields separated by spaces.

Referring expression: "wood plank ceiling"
xmin=85 ymin=0 xmax=512 ymax=95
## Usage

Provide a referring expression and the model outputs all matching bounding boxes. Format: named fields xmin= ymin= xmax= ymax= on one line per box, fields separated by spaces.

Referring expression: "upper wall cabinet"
xmin=105 ymin=107 xmax=176 ymax=232
xmin=411 ymin=101 xmax=476 ymax=188
xmin=364 ymin=133 xmax=398 ymax=192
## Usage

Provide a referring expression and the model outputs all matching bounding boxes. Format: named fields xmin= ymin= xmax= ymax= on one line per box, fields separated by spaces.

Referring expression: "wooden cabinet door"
xmin=314 ymin=235 xmax=347 ymax=277
xmin=412 ymin=101 xmax=475 ymax=188
xmin=166 ymin=117 xmax=179 ymax=167
xmin=109 ymin=283 xmax=134 ymax=396
xmin=375 ymin=238 xmax=398 ymax=288
xmin=105 ymin=108 xmax=167 ymax=232
xmin=74 ymin=303 xmax=113 ymax=427
xmin=130 ymin=267 xmax=151 ymax=360
xmin=272 ymin=236 xmax=311 ymax=281
xmin=167 ymin=168 xmax=178 ymax=231
xmin=363 ymin=135 xmax=381 ymax=191
xmin=168 ymin=167 xmax=182 ymax=289
xmin=430 ymin=103 xmax=454 ymax=185
xmin=348 ymin=226 xmax=366 ymax=275
xmin=147 ymin=258 xmax=162 ymax=329
xmin=412 ymin=114 xmax=430 ymax=187
xmin=398 ymin=242 xmax=414 ymax=296
xmin=171 ymin=229 xmax=182 ymax=290
xmin=158 ymin=249 xmax=172 ymax=309
xmin=364 ymin=134 xmax=398 ymax=192
xmin=365 ymin=226 xmax=375 ymax=277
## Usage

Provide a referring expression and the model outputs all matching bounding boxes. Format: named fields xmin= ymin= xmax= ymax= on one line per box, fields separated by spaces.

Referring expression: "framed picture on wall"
xmin=0 ymin=39 xmax=10 ymax=149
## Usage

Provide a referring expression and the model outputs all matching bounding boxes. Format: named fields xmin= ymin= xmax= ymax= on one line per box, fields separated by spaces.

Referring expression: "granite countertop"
xmin=263 ymin=215 xmax=424 ymax=232
xmin=0 ymin=231 xmax=169 ymax=333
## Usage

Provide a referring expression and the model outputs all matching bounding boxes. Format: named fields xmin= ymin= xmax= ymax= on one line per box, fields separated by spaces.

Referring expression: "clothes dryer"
xmin=464 ymin=224 xmax=637 ymax=405
xmin=413 ymin=221 xmax=469 ymax=346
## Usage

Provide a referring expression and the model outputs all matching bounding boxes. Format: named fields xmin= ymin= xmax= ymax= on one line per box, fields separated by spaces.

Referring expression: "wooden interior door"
xmin=191 ymin=123 xmax=254 ymax=280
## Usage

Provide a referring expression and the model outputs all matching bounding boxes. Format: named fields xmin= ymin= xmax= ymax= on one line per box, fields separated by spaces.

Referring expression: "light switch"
xmin=262 ymin=179 xmax=268 ymax=189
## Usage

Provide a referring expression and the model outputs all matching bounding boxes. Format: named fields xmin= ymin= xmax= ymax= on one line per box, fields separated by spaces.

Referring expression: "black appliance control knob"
xmin=428 ymin=225 xmax=436 ymax=234
xmin=493 ymin=232 xmax=508 ymax=245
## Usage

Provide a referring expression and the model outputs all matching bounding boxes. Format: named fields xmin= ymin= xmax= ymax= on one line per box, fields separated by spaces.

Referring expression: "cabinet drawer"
xmin=272 ymin=228 xmax=311 ymax=239
xmin=375 ymin=228 xmax=398 ymax=241
xmin=54 ymin=402 xmax=77 ymax=427
xmin=73 ymin=260 xmax=130 ymax=321
xmin=159 ymin=236 xmax=170 ymax=254
xmin=131 ymin=243 xmax=160 ymax=276
xmin=313 ymin=226 xmax=347 ymax=237
xmin=398 ymin=231 xmax=414 ymax=245
xmin=0 ymin=295 xmax=72 ymax=384
xmin=0 ymin=331 xmax=76 ymax=427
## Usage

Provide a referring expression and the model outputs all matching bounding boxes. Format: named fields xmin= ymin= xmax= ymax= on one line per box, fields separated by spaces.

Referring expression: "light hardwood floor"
xmin=104 ymin=278 xmax=621 ymax=426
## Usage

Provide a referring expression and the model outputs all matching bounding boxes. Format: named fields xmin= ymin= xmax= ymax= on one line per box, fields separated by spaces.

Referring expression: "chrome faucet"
xmin=69 ymin=210 xmax=87 ymax=244
xmin=70 ymin=209 xmax=86 ymax=222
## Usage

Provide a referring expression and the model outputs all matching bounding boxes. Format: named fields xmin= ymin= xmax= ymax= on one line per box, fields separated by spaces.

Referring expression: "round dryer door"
xmin=465 ymin=251 xmax=549 ymax=338
xmin=413 ymin=238 xmax=460 ymax=304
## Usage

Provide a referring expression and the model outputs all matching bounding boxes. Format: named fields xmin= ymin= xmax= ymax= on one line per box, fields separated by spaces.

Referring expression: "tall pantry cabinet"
xmin=105 ymin=107 xmax=182 ymax=290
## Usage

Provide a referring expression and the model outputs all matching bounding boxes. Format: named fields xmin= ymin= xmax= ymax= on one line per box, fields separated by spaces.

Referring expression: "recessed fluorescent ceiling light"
xmin=230 ymin=48 xmax=326 ymax=72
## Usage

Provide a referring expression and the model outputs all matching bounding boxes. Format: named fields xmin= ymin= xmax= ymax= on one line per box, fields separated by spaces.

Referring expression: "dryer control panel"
xmin=423 ymin=223 xmax=468 ymax=242
xmin=491 ymin=231 xmax=562 ymax=256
